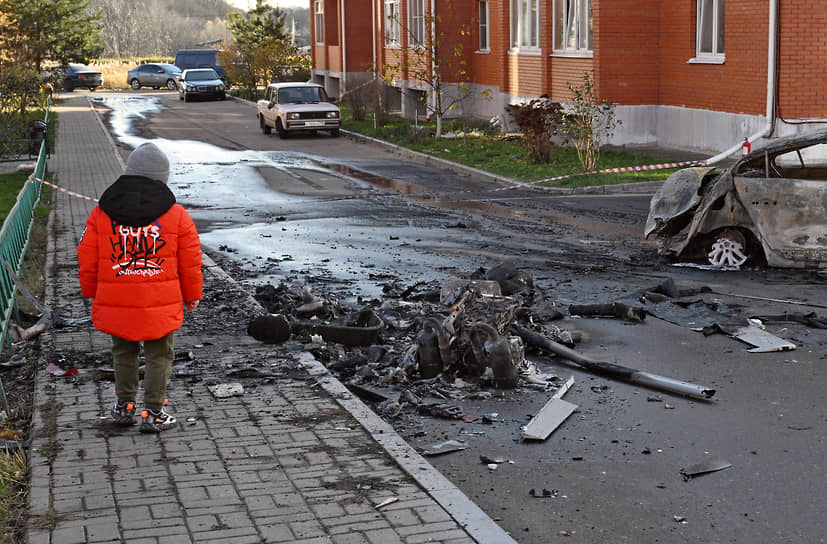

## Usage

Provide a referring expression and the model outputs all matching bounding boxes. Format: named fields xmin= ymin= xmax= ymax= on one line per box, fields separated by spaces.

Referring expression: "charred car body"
xmin=645 ymin=131 xmax=827 ymax=268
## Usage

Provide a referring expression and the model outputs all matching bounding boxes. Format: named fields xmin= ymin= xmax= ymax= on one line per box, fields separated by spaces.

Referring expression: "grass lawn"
xmin=0 ymin=172 xmax=29 ymax=223
xmin=342 ymin=113 xmax=686 ymax=188
xmin=0 ymin=447 xmax=27 ymax=539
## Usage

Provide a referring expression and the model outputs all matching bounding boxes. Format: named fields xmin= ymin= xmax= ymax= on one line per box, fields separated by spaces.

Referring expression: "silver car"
xmin=645 ymin=130 xmax=827 ymax=269
xmin=127 ymin=63 xmax=181 ymax=90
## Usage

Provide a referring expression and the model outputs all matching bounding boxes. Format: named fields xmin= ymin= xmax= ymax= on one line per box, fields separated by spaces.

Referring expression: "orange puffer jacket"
xmin=77 ymin=175 xmax=203 ymax=341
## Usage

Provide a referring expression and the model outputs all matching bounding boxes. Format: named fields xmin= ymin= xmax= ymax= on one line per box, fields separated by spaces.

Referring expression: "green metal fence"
xmin=0 ymin=100 xmax=50 ymax=408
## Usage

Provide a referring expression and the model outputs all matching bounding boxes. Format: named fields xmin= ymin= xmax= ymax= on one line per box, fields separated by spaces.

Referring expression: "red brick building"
xmin=311 ymin=0 xmax=827 ymax=152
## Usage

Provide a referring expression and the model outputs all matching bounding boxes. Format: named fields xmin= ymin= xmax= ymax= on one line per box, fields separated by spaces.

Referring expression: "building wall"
xmin=344 ymin=0 xmax=375 ymax=74
xmin=775 ymin=1 xmax=827 ymax=119
xmin=321 ymin=0 xmax=827 ymax=152
xmin=656 ymin=0 xmax=767 ymax=115
xmin=549 ymin=57 xmax=593 ymax=102
xmin=506 ymin=54 xmax=544 ymax=97
xmin=593 ymin=0 xmax=659 ymax=105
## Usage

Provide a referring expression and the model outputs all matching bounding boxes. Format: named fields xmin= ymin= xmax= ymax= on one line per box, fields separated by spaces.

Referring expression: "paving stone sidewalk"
xmin=25 ymin=94 xmax=517 ymax=544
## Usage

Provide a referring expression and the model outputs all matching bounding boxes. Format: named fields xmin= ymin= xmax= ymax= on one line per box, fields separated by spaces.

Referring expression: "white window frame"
xmin=509 ymin=0 xmax=540 ymax=53
xmin=693 ymin=0 xmax=725 ymax=63
xmin=314 ymin=1 xmax=324 ymax=45
xmin=384 ymin=0 xmax=401 ymax=46
xmin=410 ymin=0 xmax=426 ymax=48
xmin=553 ymin=0 xmax=592 ymax=55
xmin=478 ymin=0 xmax=490 ymax=52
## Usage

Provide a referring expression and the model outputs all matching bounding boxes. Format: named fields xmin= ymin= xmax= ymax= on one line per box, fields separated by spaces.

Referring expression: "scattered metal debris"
xmin=374 ymin=497 xmax=399 ymax=509
xmin=569 ymin=302 xmax=646 ymax=322
xmin=512 ymin=325 xmax=715 ymax=399
xmin=422 ymin=440 xmax=466 ymax=456
xmin=681 ymin=458 xmax=732 ymax=481
xmin=731 ymin=322 xmax=797 ymax=353
xmin=529 ymin=488 xmax=558 ymax=498
xmin=523 ymin=377 xmax=576 ymax=441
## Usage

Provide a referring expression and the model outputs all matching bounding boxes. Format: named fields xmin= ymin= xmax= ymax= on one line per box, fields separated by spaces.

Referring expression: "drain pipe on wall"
xmin=372 ymin=0 xmax=377 ymax=81
xmin=705 ymin=0 xmax=777 ymax=164
xmin=341 ymin=0 xmax=347 ymax=94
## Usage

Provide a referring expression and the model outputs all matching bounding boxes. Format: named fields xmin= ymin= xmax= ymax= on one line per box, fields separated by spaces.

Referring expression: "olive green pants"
xmin=112 ymin=332 xmax=174 ymax=412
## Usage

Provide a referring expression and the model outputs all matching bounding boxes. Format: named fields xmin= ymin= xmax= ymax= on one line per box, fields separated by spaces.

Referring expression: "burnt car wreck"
xmin=645 ymin=130 xmax=827 ymax=268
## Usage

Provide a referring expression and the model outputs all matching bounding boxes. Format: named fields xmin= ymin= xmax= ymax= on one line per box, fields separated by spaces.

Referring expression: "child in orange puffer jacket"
xmin=77 ymin=142 xmax=202 ymax=433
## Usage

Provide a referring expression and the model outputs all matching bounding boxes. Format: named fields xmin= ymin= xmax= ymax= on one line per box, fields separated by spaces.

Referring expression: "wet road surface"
xmin=92 ymin=90 xmax=826 ymax=544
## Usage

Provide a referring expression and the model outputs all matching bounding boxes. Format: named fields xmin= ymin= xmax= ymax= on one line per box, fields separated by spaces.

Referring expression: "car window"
xmin=774 ymin=143 xmax=827 ymax=168
xmin=138 ymin=65 xmax=153 ymax=72
xmin=68 ymin=64 xmax=87 ymax=72
xmin=279 ymin=87 xmax=322 ymax=103
xmin=185 ymin=70 xmax=219 ymax=81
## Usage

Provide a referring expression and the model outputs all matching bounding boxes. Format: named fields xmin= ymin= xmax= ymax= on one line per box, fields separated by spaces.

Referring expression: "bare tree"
xmin=380 ymin=0 xmax=475 ymax=137
xmin=89 ymin=0 xmax=235 ymax=57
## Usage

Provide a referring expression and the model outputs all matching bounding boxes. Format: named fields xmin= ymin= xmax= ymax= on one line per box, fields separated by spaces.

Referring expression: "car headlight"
xmin=287 ymin=112 xmax=301 ymax=120
xmin=326 ymin=111 xmax=340 ymax=119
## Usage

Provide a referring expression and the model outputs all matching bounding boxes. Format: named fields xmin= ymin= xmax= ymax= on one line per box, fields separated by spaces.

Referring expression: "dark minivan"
xmin=174 ymin=50 xmax=227 ymax=84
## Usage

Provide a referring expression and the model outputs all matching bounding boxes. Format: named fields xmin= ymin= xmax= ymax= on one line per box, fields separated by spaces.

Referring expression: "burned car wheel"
xmin=708 ymin=229 xmax=748 ymax=267
xmin=704 ymin=228 xmax=765 ymax=268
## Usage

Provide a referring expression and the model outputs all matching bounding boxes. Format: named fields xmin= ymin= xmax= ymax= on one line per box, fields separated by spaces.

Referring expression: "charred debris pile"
xmin=248 ymin=261 xmax=717 ymax=423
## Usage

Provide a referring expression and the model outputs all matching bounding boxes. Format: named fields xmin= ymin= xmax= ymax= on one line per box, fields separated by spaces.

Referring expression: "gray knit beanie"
xmin=124 ymin=142 xmax=169 ymax=183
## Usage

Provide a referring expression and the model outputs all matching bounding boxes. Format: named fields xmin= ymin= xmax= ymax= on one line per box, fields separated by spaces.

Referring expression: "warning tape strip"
xmin=529 ymin=159 xmax=707 ymax=185
xmin=31 ymin=177 xmax=99 ymax=203
xmin=31 ymin=157 xmax=711 ymax=204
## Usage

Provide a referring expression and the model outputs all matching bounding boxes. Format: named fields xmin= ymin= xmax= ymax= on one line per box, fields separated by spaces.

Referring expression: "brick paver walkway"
xmin=26 ymin=94 xmax=516 ymax=544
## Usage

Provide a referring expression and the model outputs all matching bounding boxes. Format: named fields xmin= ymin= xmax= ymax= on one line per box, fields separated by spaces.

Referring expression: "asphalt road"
xmin=96 ymin=90 xmax=826 ymax=544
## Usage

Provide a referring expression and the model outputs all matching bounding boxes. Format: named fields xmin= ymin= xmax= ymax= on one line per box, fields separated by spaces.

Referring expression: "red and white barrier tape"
xmin=32 ymin=177 xmax=99 ymax=203
xmin=31 ymin=157 xmax=710 ymax=204
xmin=530 ymin=159 xmax=707 ymax=185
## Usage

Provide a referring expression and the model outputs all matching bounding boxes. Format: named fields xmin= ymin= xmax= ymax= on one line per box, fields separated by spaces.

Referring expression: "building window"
xmin=385 ymin=0 xmax=400 ymax=45
xmin=697 ymin=0 xmax=725 ymax=58
xmin=510 ymin=0 xmax=540 ymax=50
xmin=410 ymin=0 xmax=426 ymax=47
xmin=478 ymin=1 xmax=490 ymax=51
xmin=314 ymin=1 xmax=324 ymax=44
xmin=554 ymin=0 xmax=591 ymax=53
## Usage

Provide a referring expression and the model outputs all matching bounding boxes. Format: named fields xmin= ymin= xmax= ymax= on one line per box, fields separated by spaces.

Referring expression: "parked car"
xmin=60 ymin=63 xmax=102 ymax=92
xmin=256 ymin=83 xmax=340 ymax=138
xmin=178 ymin=69 xmax=226 ymax=102
xmin=174 ymin=49 xmax=228 ymax=85
xmin=126 ymin=63 xmax=181 ymax=90
xmin=645 ymin=130 xmax=827 ymax=268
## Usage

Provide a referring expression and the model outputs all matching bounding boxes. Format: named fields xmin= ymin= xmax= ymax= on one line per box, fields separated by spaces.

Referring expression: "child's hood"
xmin=98 ymin=175 xmax=176 ymax=227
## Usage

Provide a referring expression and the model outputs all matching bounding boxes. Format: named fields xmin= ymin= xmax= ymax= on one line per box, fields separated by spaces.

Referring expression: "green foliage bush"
xmin=562 ymin=72 xmax=621 ymax=171
xmin=0 ymin=63 xmax=43 ymax=160
xmin=505 ymin=99 xmax=565 ymax=163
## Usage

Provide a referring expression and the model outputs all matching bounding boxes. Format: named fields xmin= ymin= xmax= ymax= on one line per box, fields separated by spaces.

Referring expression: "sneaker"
xmin=139 ymin=408 xmax=176 ymax=433
xmin=111 ymin=399 xmax=136 ymax=426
